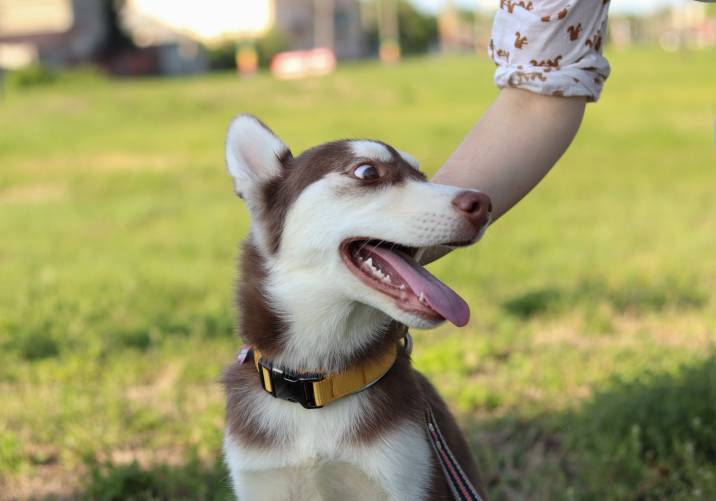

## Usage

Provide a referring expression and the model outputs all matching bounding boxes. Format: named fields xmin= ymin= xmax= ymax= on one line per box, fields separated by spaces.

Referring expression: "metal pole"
xmin=314 ymin=0 xmax=335 ymax=51
xmin=378 ymin=0 xmax=400 ymax=63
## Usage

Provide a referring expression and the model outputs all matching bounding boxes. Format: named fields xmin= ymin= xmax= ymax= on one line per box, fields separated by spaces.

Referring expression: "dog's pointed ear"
xmin=225 ymin=115 xmax=292 ymax=198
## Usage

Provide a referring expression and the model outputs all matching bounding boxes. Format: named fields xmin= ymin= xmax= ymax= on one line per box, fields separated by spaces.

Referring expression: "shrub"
xmin=82 ymin=456 xmax=233 ymax=501
xmin=7 ymin=64 xmax=56 ymax=89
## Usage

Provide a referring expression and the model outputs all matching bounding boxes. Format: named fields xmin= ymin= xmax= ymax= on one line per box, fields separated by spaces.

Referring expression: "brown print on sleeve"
xmin=585 ymin=30 xmax=603 ymax=51
xmin=567 ymin=23 xmax=583 ymax=41
xmin=500 ymin=1 xmax=534 ymax=14
xmin=490 ymin=1 xmax=612 ymax=102
xmin=529 ymin=55 xmax=562 ymax=69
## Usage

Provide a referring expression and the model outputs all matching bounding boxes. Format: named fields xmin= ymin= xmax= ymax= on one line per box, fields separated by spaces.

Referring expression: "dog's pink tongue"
xmin=367 ymin=246 xmax=470 ymax=327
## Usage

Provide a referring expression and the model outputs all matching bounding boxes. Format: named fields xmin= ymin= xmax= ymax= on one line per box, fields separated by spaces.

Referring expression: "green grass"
xmin=1 ymin=48 xmax=715 ymax=499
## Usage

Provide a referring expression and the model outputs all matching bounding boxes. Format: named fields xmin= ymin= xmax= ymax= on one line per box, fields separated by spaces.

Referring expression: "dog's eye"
xmin=353 ymin=164 xmax=381 ymax=180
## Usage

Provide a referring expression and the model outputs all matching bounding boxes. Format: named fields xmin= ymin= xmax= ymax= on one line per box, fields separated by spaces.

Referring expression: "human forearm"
xmin=433 ymin=87 xmax=586 ymax=221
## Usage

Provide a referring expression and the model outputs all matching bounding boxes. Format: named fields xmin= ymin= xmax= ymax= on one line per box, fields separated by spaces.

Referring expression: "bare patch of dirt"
xmin=0 ymin=184 xmax=67 ymax=205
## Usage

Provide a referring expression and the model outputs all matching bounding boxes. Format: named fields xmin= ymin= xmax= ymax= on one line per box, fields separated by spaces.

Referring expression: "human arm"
xmin=433 ymin=87 xmax=585 ymax=220
xmin=420 ymin=2 xmax=611 ymax=263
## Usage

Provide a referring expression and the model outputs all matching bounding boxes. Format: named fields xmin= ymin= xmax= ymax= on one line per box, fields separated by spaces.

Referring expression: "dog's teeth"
xmin=418 ymin=292 xmax=427 ymax=304
xmin=399 ymin=284 xmax=406 ymax=290
xmin=362 ymin=256 xmax=395 ymax=284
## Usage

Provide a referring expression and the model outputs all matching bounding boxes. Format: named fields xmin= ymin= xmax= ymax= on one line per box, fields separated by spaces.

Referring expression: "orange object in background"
xmin=270 ymin=48 xmax=336 ymax=80
xmin=379 ymin=39 xmax=401 ymax=64
xmin=236 ymin=44 xmax=258 ymax=76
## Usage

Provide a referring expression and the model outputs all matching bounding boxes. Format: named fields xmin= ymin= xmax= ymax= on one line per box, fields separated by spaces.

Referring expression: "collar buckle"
xmin=257 ymin=358 xmax=325 ymax=409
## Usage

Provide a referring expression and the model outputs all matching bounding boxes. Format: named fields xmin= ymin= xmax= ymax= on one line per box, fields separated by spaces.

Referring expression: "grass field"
xmin=1 ymin=48 xmax=715 ymax=500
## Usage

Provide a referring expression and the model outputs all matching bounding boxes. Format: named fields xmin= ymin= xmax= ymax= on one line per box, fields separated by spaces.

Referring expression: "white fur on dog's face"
xmin=275 ymin=172 xmax=479 ymax=329
xmin=226 ymin=115 xmax=489 ymax=370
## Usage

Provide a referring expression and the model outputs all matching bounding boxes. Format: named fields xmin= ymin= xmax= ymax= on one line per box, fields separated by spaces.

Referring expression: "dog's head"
xmin=226 ymin=115 xmax=491 ymax=335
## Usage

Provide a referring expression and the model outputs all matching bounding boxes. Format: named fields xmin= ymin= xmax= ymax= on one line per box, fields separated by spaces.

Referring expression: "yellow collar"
xmin=252 ymin=342 xmax=399 ymax=409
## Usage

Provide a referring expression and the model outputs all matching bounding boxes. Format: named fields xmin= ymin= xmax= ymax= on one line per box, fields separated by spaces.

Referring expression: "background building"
xmin=274 ymin=0 xmax=366 ymax=59
xmin=0 ymin=0 xmax=107 ymax=69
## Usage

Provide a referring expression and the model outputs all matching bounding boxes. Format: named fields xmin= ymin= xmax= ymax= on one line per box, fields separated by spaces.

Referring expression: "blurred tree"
xmin=207 ymin=30 xmax=288 ymax=71
xmin=366 ymin=1 xmax=438 ymax=55
xmin=397 ymin=1 xmax=438 ymax=54
xmin=99 ymin=0 xmax=135 ymax=56
xmin=207 ymin=43 xmax=236 ymax=70
xmin=255 ymin=29 xmax=289 ymax=67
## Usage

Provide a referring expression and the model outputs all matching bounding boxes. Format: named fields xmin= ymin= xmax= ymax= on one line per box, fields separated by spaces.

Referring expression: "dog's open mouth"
xmin=340 ymin=239 xmax=471 ymax=327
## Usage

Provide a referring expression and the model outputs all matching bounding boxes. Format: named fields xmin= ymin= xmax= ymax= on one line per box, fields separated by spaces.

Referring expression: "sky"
xmin=128 ymin=0 xmax=273 ymax=40
xmin=125 ymin=0 xmax=698 ymax=45
xmin=410 ymin=0 xmax=691 ymax=15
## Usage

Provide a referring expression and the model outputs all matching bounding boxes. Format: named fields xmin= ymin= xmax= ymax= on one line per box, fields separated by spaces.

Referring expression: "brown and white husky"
xmin=221 ymin=115 xmax=491 ymax=501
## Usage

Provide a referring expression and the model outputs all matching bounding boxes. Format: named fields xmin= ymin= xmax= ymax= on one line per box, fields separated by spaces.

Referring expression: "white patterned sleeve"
xmin=489 ymin=1 xmax=611 ymax=102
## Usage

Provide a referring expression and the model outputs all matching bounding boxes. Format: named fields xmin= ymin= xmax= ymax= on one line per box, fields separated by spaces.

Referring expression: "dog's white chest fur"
xmin=226 ymin=461 xmax=389 ymax=501
xmin=223 ymin=392 xmax=432 ymax=501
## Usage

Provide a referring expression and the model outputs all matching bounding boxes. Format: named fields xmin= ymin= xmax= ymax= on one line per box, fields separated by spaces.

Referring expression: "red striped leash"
xmin=425 ymin=407 xmax=484 ymax=501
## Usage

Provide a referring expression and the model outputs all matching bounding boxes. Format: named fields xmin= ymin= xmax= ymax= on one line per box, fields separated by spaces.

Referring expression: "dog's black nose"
xmin=452 ymin=191 xmax=492 ymax=230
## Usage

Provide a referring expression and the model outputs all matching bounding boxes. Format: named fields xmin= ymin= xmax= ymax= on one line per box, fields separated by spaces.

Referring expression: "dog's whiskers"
xmin=356 ymin=240 xmax=371 ymax=256
xmin=356 ymin=239 xmax=387 ymax=256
